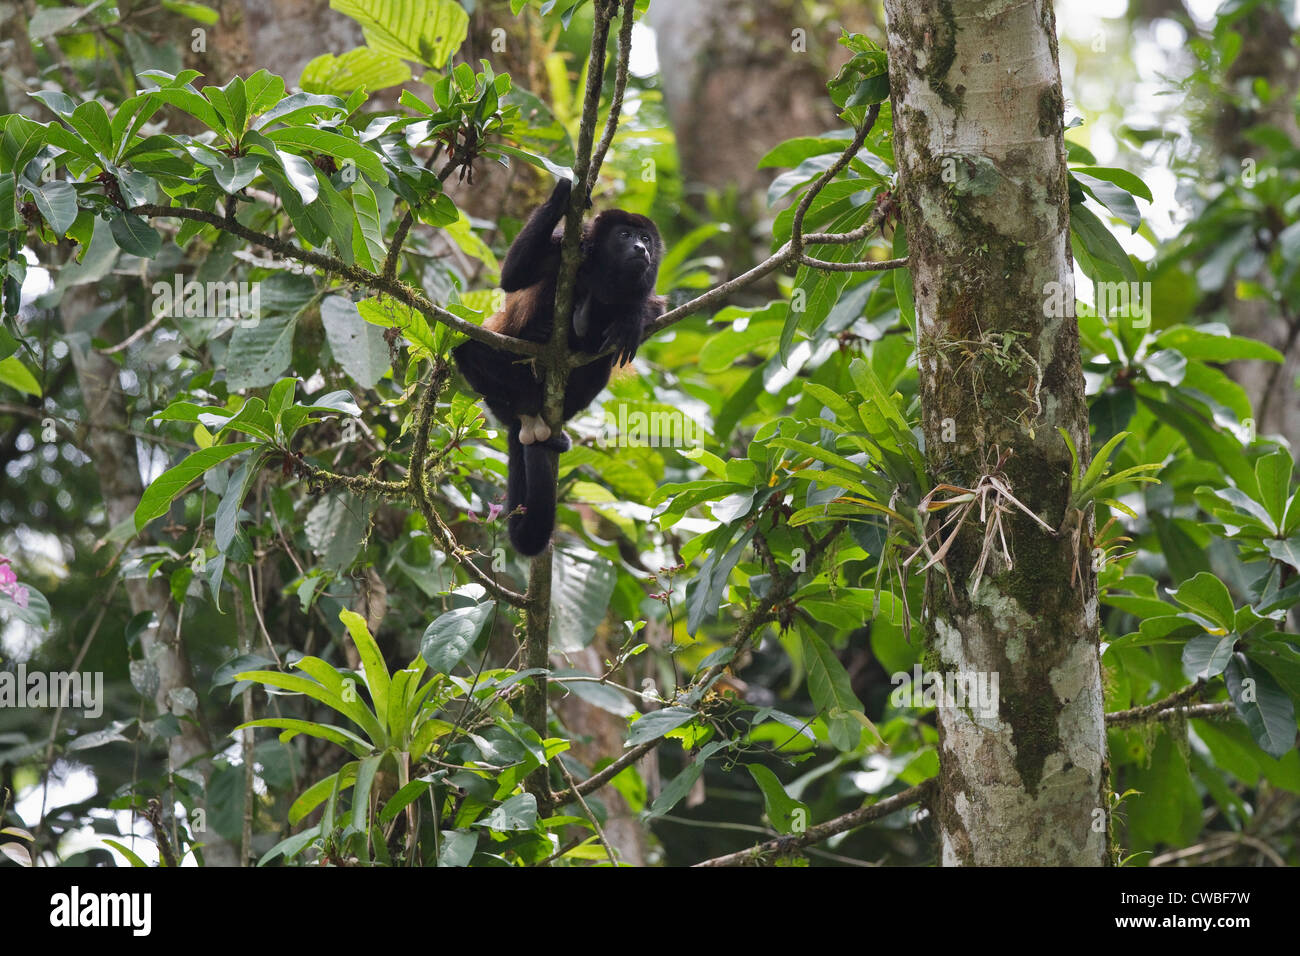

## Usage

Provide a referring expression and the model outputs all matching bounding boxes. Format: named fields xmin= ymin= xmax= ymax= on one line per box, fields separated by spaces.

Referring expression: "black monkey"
xmin=453 ymin=177 xmax=665 ymax=556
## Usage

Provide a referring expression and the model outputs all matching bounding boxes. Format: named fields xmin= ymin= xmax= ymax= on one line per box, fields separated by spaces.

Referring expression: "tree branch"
xmin=521 ymin=0 xmax=619 ymax=810
xmin=129 ymin=203 xmax=542 ymax=356
xmin=692 ymin=779 xmax=935 ymax=867
xmin=586 ymin=0 xmax=636 ymax=198
xmin=549 ymin=524 xmax=847 ymax=805
xmin=789 ymin=104 xmax=879 ymax=258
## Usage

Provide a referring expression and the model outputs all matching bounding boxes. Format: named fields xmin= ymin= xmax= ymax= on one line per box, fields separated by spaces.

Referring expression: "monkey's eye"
xmin=620 ymin=230 xmax=631 ymax=239
xmin=640 ymin=234 xmax=650 ymax=244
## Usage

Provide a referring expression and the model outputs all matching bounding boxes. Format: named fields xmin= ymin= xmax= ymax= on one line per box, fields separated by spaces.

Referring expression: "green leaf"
xmin=330 ymin=0 xmax=469 ymax=69
xmin=265 ymin=127 xmax=384 ymax=181
xmin=1181 ymin=634 xmax=1236 ymax=681
xmin=627 ymin=706 xmax=698 ymax=745
xmin=151 ymin=86 xmax=226 ymax=133
xmin=489 ymin=143 xmax=574 ymax=182
xmin=1072 ymin=171 xmax=1142 ymax=233
xmin=1168 ymin=572 xmax=1237 ymax=634
xmin=135 ymin=442 xmax=258 ymax=530
xmin=321 ymin=294 xmax=390 ymax=388
xmin=0 ymin=356 xmax=40 ymax=396
xmin=293 ymin=656 xmax=386 ymax=743
xmin=1070 ymin=202 xmax=1138 ymax=283
xmin=1225 ymin=655 xmax=1296 ymax=759
xmin=746 ymin=764 xmax=808 ymax=835
xmin=1 ymin=114 xmax=47 ymax=173
xmin=420 ymin=602 xmax=496 ymax=673
xmin=1264 ymin=537 xmax=1300 ymax=573
xmin=109 ymin=213 xmax=162 ymax=259
xmin=102 ymin=839 xmax=149 ymax=868
xmin=550 ymin=547 xmax=618 ymax=653
xmin=289 ymin=763 xmax=357 ymax=825
xmin=350 ymin=178 xmax=385 ymax=269
xmin=161 ymin=0 xmax=219 ymax=25
xmin=339 ymin=609 xmax=392 ymax=726
xmin=1255 ymin=449 xmax=1293 ymax=530
xmin=476 ymin=793 xmax=537 ymax=831
xmin=301 ymin=47 xmax=412 ymax=95
xmin=646 ymin=740 xmax=728 ymax=819
xmin=233 ymin=717 xmax=373 ymax=757
xmin=1069 ymin=165 xmax=1153 ymax=202
xmin=29 ymin=2 xmax=104 ymax=37
xmin=801 ymin=626 xmax=870 ymax=751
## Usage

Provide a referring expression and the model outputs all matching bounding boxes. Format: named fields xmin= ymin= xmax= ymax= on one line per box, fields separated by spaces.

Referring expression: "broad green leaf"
xmin=646 ymin=740 xmax=728 ymax=819
xmin=476 ymin=793 xmax=537 ymax=831
xmin=135 ymin=442 xmax=258 ymax=529
xmin=302 ymin=47 xmax=411 ymax=95
xmin=109 ymin=213 xmax=162 ymax=259
xmin=330 ymin=0 xmax=468 ymax=69
xmin=1182 ymin=634 xmax=1236 ymax=681
xmin=627 ymin=706 xmax=698 ymax=745
xmin=320 ymin=294 xmax=390 ymax=388
xmin=0 ymin=356 xmax=40 ymax=396
xmin=801 ymin=626 xmax=870 ymax=751
xmin=420 ymin=602 xmax=496 ymax=673
xmin=746 ymin=764 xmax=808 ymax=834
xmin=1225 ymin=656 xmax=1296 ymax=759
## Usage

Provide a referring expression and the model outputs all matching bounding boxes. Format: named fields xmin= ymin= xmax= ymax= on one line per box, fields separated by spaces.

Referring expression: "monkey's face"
xmin=605 ymin=224 xmax=659 ymax=280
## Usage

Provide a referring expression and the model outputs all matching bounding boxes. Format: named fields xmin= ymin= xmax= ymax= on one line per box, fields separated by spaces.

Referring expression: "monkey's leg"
xmin=563 ymin=356 xmax=616 ymax=420
xmin=453 ymin=340 xmax=542 ymax=426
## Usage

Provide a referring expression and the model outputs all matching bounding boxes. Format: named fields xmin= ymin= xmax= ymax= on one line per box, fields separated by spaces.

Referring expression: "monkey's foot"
xmin=540 ymin=431 xmax=571 ymax=453
xmin=518 ymin=414 xmax=552 ymax=445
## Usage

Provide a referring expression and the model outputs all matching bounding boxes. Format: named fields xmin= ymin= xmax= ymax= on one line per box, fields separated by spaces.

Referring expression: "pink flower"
xmin=467 ymin=503 xmax=505 ymax=523
xmin=0 ymin=563 xmax=15 ymax=588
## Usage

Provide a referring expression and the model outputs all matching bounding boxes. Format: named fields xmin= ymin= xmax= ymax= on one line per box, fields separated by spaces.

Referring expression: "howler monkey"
xmin=453 ymin=177 xmax=665 ymax=557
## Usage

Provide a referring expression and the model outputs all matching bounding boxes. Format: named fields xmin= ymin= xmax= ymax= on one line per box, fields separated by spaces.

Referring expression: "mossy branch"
xmin=129 ymin=203 xmax=542 ymax=357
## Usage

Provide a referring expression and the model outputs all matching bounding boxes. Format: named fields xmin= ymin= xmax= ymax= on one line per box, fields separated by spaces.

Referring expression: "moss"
xmin=999 ymin=671 xmax=1060 ymax=794
xmin=1037 ymin=85 xmax=1064 ymax=140
xmin=927 ymin=0 xmax=962 ymax=112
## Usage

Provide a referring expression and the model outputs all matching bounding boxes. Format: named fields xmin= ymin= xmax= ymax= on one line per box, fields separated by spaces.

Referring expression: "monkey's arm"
xmin=499 ymin=177 xmax=573 ymax=292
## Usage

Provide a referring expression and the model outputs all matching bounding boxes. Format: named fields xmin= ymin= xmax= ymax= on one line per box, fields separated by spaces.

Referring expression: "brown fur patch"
xmin=485 ymin=286 xmax=541 ymax=337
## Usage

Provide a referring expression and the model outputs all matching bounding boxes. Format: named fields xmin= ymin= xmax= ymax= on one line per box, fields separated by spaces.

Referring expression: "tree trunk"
xmin=60 ymin=285 xmax=238 ymax=867
xmin=883 ymin=0 xmax=1108 ymax=865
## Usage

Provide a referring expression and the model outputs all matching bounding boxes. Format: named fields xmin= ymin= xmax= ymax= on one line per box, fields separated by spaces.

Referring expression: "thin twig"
xmin=692 ymin=779 xmax=935 ymax=867
xmin=558 ymin=762 xmax=620 ymax=867
xmin=586 ymin=0 xmax=636 ymax=197
xmin=129 ymin=203 xmax=542 ymax=356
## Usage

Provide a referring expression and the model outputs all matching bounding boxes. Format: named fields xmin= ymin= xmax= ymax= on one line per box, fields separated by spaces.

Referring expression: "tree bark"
xmin=883 ymin=0 xmax=1108 ymax=865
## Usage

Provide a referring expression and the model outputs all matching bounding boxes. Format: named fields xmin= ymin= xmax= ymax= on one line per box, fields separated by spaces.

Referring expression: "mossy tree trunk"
xmin=883 ymin=0 xmax=1108 ymax=865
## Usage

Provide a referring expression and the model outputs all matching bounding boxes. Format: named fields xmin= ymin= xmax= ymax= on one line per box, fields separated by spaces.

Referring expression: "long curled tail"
xmin=506 ymin=428 xmax=558 ymax=557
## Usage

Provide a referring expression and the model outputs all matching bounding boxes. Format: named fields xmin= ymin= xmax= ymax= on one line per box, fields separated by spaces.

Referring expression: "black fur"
xmin=453 ymin=178 xmax=665 ymax=556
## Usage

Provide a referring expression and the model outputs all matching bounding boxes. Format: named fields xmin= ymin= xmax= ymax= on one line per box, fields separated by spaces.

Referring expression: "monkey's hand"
xmin=601 ymin=318 xmax=644 ymax=367
xmin=544 ymin=177 xmax=573 ymax=218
